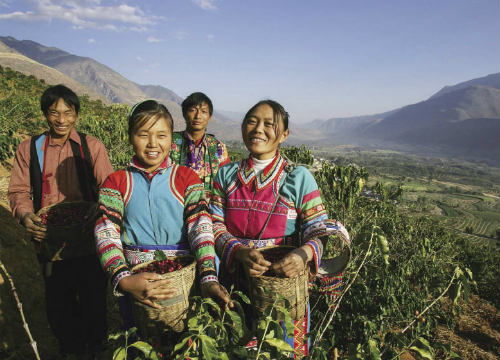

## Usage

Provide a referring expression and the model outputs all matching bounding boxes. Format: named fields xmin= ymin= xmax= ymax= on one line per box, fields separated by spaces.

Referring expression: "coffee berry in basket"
xmin=133 ymin=258 xmax=190 ymax=274
xmin=130 ymin=253 xmax=196 ymax=334
xmin=39 ymin=203 xmax=91 ymax=226
xmin=36 ymin=201 xmax=97 ymax=261
xmin=261 ymin=247 xmax=294 ymax=277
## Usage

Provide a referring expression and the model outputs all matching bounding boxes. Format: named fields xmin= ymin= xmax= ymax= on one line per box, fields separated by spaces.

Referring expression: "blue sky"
xmin=0 ymin=0 xmax=498 ymax=123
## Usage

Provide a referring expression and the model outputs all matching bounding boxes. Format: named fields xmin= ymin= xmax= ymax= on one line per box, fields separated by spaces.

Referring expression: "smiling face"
xmin=46 ymin=98 xmax=77 ymax=143
xmin=242 ymin=104 xmax=289 ymax=160
xmin=130 ymin=115 xmax=172 ymax=172
xmin=184 ymin=102 xmax=211 ymax=134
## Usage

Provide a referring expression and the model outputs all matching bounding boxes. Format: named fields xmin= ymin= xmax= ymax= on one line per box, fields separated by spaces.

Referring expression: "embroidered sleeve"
xmin=218 ymin=141 xmax=231 ymax=167
xmin=94 ymin=171 xmax=130 ymax=293
xmin=179 ymin=167 xmax=218 ymax=284
xmin=288 ymin=168 xmax=351 ymax=287
xmin=210 ymin=170 xmax=243 ymax=272
xmin=168 ymin=132 xmax=182 ymax=165
xmin=285 ymin=167 xmax=329 ymax=274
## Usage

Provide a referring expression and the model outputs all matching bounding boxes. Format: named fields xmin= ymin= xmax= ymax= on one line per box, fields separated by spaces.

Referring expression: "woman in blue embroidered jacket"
xmin=94 ymin=100 xmax=231 ymax=325
xmin=210 ymin=100 xmax=350 ymax=357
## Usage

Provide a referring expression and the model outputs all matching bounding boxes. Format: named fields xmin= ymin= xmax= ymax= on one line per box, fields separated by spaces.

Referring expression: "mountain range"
xmin=304 ymin=73 xmax=499 ymax=163
xmin=1 ymin=35 xmax=498 ymax=164
xmin=0 ymin=36 xmax=241 ymax=138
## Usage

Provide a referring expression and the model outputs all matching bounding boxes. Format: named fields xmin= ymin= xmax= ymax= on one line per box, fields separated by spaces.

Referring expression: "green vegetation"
xmin=1 ymin=66 xmax=499 ymax=359
xmin=311 ymin=145 xmax=500 ymax=242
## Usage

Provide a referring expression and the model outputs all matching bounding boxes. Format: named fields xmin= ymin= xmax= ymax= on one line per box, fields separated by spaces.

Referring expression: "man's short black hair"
xmin=40 ymin=84 xmax=80 ymax=116
xmin=181 ymin=92 xmax=213 ymax=118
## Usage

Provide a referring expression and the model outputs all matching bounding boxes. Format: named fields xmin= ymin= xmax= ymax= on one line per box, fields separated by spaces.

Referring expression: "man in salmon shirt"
xmin=8 ymin=84 xmax=114 ymax=359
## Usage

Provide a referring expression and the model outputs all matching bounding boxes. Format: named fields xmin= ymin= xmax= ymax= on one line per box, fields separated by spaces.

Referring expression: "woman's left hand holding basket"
xmin=271 ymin=245 xmax=313 ymax=278
xmin=119 ymin=273 xmax=175 ymax=309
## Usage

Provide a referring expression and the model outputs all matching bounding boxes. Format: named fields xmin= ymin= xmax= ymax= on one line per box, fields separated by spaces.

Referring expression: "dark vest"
xmin=29 ymin=131 xmax=97 ymax=212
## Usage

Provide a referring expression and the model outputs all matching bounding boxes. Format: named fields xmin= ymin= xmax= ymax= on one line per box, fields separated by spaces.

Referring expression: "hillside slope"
xmin=0 ymin=41 xmax=105 ymax=102
xmin=0 ymin=36 xmax=242 ymax=141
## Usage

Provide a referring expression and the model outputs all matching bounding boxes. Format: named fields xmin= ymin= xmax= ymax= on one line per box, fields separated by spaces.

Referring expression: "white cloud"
xmin=147 ymin=36 xmax=164 ymax=43
xmin=0 ymin=0 xmax=164 ymax=31
xmin=206 ymin=34 xmax=215 ymax=41
xmin=136 ymin=56 xmax=145 ymax=62
xmin=192 ymin=0 xmax=217 ymax=11
xmin=0 ymin=0 xmax=12 ymax=8
xmin=88 ymin=38 xmax=96 ymax=44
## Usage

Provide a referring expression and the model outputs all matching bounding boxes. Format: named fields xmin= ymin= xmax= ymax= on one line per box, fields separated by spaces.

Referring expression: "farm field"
xmin=311 ymin=146 xmax=500 ymax=243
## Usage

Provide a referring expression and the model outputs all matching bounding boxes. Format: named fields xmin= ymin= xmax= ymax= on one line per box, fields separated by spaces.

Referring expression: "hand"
xmin=234 ymin=247 xmax=271 ymax=277
xmin=201 ymin=281 xmax=234 ymax=309
xmin=118 ymin=272 xmax=175 ymax=309
xmin=271 ymin=246 xmax=312 ymax=278
xmin=21 ymin=212 xmax=47 ymax=242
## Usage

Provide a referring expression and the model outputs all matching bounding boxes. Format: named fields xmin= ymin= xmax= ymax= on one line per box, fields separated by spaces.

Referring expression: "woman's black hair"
xmin=40 ymin=84 xmax=80 ymax=116
xmin=127 ymin=100 xmax=173 ymax=137
xmin=181 ymin=92 xmax=213 ymax=117
xmin=242 ymin=99 xmax=289 ymax=134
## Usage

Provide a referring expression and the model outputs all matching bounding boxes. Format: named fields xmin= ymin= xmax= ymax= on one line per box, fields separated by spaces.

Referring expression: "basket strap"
xmin=256 ymin=164 xmax=295 ymax=241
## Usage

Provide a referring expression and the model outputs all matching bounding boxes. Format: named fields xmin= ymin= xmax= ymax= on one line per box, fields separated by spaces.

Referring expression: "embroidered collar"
xmin=129 ymin=156 xmax=171 ymax=175
xmin=238 ymin=152 xmax=287 ymax=190
xmin=183 ymin=130 xmax=206 ymax=147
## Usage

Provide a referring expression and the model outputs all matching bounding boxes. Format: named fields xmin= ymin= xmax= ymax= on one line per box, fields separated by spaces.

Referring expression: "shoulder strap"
xmin=256 ymin=162 xmax=294 ymax=241
xmin=29 ymin=134 xmax=46 ymax=213
xmin=70 ymin=132 xmax=98 ymax=202
xmin=80 ymin=132 xmax=99 ymax=201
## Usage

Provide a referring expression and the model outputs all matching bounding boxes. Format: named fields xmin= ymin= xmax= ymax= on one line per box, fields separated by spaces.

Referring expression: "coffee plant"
xmin=2 ymin=66 xmax=498 ymax=359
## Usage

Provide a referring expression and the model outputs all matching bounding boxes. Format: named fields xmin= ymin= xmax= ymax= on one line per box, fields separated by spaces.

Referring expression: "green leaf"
xmin=257 ymin=319 xmax=267 ymax=331
xmin=130 ymin=341 xmax=156 ymax=358
xmin=233 ymin=291 xmax=251 ymax=304
xmin=112 ymin=347 xmax=126 ymax=360
xmin=226 ymin=309 xmax=245 ymax=338
xmin=265 ymin=330 xmax=275 ymax=339
xmin=367 ymin=339 xmax=381 ymax=360
xmin=199 ymin=334 xmax=219 ymax=360
xmin=153 ymin=249 xmax=167 ymax=261
xmin=229 ymin=345 xmax=250 ymax=358
xmin=204 ymin=297 xmax=221 ymax=317
xmin=173 ymin=336 xmax=191 ymax=353
xmin=409 ymin=337 xmax=434 ymax=360
xmin=465 ymin=267 xmax=474 ymax=280
xmin=188 ymin=316 xmax=200 ymax=330
xmin=264 ymin=338 xmax=294 ymax=352
xmin=450 ymin=283 xmax=462 ymax=305
xmin=108 ymin=332 xmax=124 ymax=341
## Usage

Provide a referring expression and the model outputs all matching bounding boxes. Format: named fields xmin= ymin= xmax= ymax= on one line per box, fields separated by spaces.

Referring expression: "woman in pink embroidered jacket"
xmin=210 ymin=100 xmax=350 ymax=357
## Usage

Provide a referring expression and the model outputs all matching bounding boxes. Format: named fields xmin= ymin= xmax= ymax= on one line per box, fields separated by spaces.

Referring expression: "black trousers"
xmin=41 ymin=255 xmax=107 ymax=355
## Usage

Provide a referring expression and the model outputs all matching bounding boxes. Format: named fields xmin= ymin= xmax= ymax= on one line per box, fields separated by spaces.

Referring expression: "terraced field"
xmin=400 ymin=184 xmax=500 ymax=241
xmin=322 ymin=149 xmax=500 ymax=243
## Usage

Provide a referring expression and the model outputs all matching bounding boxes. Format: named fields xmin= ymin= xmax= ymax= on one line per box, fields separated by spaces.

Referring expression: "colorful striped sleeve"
xmin=94 ymin=170 xmax=131 ymax=293
xmin=284 ymin=166 xmax=328 ymax=274
xmin=175 ymin=166 xmax=218 ymax=284
xmin=210 ymin=164 xmax=243 ymax=272
xmin=285 ymin=166 xmax=351 ymax=278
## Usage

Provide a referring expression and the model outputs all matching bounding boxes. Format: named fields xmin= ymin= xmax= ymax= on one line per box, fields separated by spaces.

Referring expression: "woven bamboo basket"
xmin=130 ymin=255 xmax=196 ymax=334
xmin=249 ymin=246 xmax=309 ymax=321
xmin=36 ymin=201 xmax=98 ymax=261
